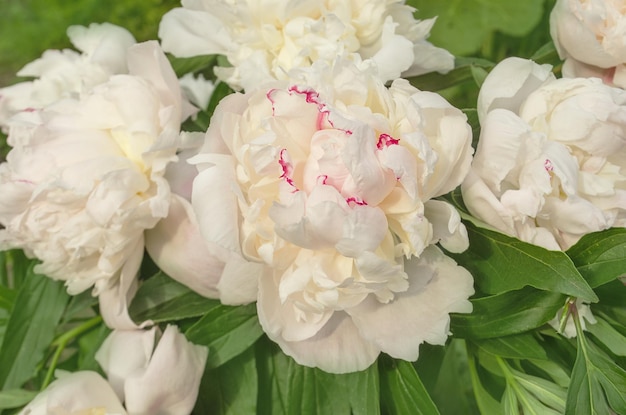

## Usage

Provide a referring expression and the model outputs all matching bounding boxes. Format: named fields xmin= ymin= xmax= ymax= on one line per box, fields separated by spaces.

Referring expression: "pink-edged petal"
xmin=18 ymin=371 xmax=126 ymax=415
xmin=95 ymin=327 xmax=156 ymax=402
xmin=97 ymin=238 xmax=146 ymax=330
xmin=477 ymin=57 xmax=555 ymax=123
xmin=423 ymin=199 xmax=469 ymax=253
xmin=124 ymin=325 xmax=208 ymax=415
xmin=348 ymin=246 xmax=473 ymax=361
xmin=145 ymin=194 xmax=223 ymax=298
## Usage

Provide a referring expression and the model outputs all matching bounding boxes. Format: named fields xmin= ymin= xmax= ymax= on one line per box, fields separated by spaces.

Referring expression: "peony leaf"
xmin=129 ymin=272 xmax=220 ymax=323
xmin=185 ymin=302 xmax=264 ymax=369
xmin=379 ymin=356 xmax=440 ymax=415
xmin=168 ymin=54 xmax=217 ymax=78
xmin=476 ymin=333 xmax=549 ymax=361
xmin=193 ymin=347 xmax=257 ymax=415
xmin=255 ymin=337 xmax=380 ymax=415
xmin=0 ymin=264 xmax=69 ymax=389
xmin=451 ymin=287 xmax=566 ymax=339
xmin=566 ymin=228 xmax=626 ymax=288
xmin=0 ymin=388 xmax=38 ymax=409
xmin=451 ymin=222 xmax=598 ymax=302
xmin=586 ymin=317 xmax=626 ymax=357
xmin=408 ymin=0 xmax=545 ymax=55
xmin=467 ymin=356 xmax=504 ymax=415
xmin=566 ymin=332 xmax=626 ymax=414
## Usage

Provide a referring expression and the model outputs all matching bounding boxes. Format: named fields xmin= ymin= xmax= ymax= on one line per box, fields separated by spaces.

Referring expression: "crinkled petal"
xmin=348 ymin=246 xmax=473 ymax=361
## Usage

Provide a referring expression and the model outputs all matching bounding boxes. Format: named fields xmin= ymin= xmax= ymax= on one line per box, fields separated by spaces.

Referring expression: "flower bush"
xmin=0 ymin=0 xmax=626 ymax=414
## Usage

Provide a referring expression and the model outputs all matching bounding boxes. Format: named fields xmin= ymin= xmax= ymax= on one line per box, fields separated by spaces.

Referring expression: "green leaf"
xmin=502 ymin=385 xmax=518 ymax=415
xmin=586 ymin=317 xmax=626 ymax=357
xmin=0 ymin=265 xmax=69 ymax=389
xmin=193 ymin=347 xmax=258 ymax=415
xmin=514 ymin=371 xmax=567 ymax=414
xmin=452 ymin=287 xmax=566 ymax=339
xmin=0 ymin=388 xmax=37 ymax=409
xmin=408 ymin=0 xmax=545 ymax=55
xmin=408 ymin=57 xmax=494 ymax=92
xmin=468 ymin=355 xmax=504 ymax=415
xmin=129 ymin=272 xmax=219 ymax=323
xmin=255 ymin=337 xmax=380 ymax=415
xmin=0 ymin=285 xmax=15 ymax=311
xmin=566 ymin=328 xmax=626 ymax=414
xmin=77 ymin=324 xmax=110 ymax=371
xmin=379 ymin=355 xmax=439 ymax=415
xmin=185 ymin=302 xmax=264 ymax=368
xmin=566 ymin=228 xmax=626 ymax=287
xmin=451 ymin=222 xmax=597 ymax=302
xmin=476 ymin=333 xmax=549 ymax=360
xmin=168 ymin=54 xmax=217 ymax=78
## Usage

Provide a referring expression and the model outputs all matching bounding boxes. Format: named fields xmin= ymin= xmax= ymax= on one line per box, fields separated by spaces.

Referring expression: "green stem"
xmin=41 ymin=315 xmax=103 ymax=390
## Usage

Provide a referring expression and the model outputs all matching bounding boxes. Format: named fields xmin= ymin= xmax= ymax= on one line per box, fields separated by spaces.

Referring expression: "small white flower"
xmin=550 ymin=0 xmax=626 ymax=87
xmin=19 ymin=325 xmax=208 ymax=415
xmin=463 ymin=57 xmax=626 ymax=250
xmin=0 ymin=23 xmax=136 ymax=132
xmin=0 ymin=41 xmax=195 ymax=328
xmin=190 ymin=58 xmax=474 ymax=373
xmin=158 ymin=0 xmax=454 ymax=90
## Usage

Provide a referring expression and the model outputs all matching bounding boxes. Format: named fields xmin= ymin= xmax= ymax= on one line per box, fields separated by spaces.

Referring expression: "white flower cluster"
xmin=3 ymin=0 xmax=626 ymax=411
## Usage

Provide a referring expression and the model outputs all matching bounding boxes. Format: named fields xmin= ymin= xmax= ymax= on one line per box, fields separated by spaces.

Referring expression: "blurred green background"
xmin=0 ymin=0 xmax=179 ymax=85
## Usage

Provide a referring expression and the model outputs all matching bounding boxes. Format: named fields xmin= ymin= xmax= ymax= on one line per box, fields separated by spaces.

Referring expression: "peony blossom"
xmin=550 ymin=0 xmax=626 ymax=88
xmin=0 ymin=41 xmax=196 ymax=329
xmin=0 ymin=23 xmax=136 ymax=132
xmin=190 ymin=59 xmax=474 ymax=373
xmin=463 ymin=57 xmax=626 ymax=250
xmin=158 ymin=0 xmax=454 ymax=91
xmin=19 ymin=325 xmax=208 ymax=415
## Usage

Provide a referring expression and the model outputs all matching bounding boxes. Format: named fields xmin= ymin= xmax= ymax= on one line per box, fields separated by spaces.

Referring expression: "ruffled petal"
xmin=348 ymin=246 xmax=473 ymax=361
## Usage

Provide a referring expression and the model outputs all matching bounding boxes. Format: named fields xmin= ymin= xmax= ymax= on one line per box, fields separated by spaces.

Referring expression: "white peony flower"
xmin=190 ymin=59 xmax=474 ymax=373
xmin=0 ymin=41 xmax=195 ymax=329
xmin=463 ymin=57 xmax=626 ymax=250
xmin=158 ymin=0 xmax=454 ymax=91
xmin=0 ymin=23 xmax=136 ymax=132
xmin=550 ymin=0 xmax=626 ymax=88
xmin=19 ymin=325 xmax=208 ymax=415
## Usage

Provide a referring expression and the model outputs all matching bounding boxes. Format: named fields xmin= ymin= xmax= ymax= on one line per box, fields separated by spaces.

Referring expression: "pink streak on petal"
xmin=377 ymin=133 xmax=399 ymax=150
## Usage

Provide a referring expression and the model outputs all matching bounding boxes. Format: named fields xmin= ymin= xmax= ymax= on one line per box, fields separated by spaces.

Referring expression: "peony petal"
xmin=423 ymin=199 xmax=469 ymax=253
xmin=191 ymin=154 xmax=242 ymax=255
xmin=124 ymin=325 xmax=208 ymax=415
xmin=145 ymin=194 xmax=223 ymax=298
xmin=18 ymin=371 xmax=126 ymax=415
xmin=266 ymin=310 xmax=380 ymax=374
xmin=158 ymin=8 xmax=235 ymax=58
xmin=477 ymin=57 xmax=555 ymax=123
xmin=97 ymin=238 xmax=147 ymax=330
xmin=348 ymin=246 xmax=473 ymax=361
xmin=95 ymin=327 xmax=156 ymax=402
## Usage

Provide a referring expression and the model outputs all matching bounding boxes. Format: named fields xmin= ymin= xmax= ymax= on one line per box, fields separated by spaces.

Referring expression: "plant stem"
xmin=41 ymin=315 xmax=103 ymax=390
